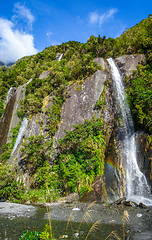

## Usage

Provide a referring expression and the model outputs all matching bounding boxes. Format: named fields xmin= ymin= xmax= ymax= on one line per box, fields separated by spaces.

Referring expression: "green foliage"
xmin=45 ymin=96 xmax=65 ymax=137
xmin=20 ymin=136 xmax=61 ymax=201
xmin=1 ymin=17 xmax=151 ymax=121
xmin=0 ymin=164 xmax=24 ymax=201
xmin=0 ymin=122 xmax=21 ymax=163
xmin=31 ymin=162 xmax=60 ymax=190
xmin=21 ymin=162 xmax=61 ymax=203
xmin=40 ymin=224 xmax=54 ymax=240
xmin=20 ymin=135 xmax=51 ymax=174
xmin=116 ymin=17 xmax=152 ymax=60
xmin=126 ymin=64 xmax=152 ymax=133
xmin=19 ymin=118 xmax=105 ymax=198
xmin=19 ymin=225 xmax=59 ymax=240
xmin=18 ymin=51 xmax=100 ymax=118
xmin=0 ymin=17 xmax=152 ymax=119
xmin=0 ymin=16 xmax=152 ymax=202
xmin=52 ymin=118 xmax=105 ymax=194
xmin=22 ymin=187 xmax=60 ymax=203
xmin=94 ymin=85 xmax=106 ymax=110
xmin=0 ymin=40 xmax=100 ymax=119
xmin=82 ymin=17 xmax=152 ymax=60
xmin=19 ymin=230 xmax=40 ymax=240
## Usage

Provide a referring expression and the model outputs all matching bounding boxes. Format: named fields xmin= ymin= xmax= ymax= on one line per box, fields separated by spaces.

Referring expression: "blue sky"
xmin=0 ymin=0 xmax=151 ymax=63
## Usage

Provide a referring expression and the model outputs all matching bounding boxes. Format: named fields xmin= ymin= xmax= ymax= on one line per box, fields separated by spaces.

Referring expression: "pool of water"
xmin=0 ymin=206 xmax=124 ymax=240
xmin=0 ymin=202 xmax=152 ymax=240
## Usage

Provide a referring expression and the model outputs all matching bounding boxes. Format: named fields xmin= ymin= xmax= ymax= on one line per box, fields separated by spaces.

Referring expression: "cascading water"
xmin=58 ymin=53 xmax=64 ymax=61
xmin=6 ymin=87 xmax=15 ymax=104
xmin=107 ymin=58 xmax=152 ymax=206
xmin=12 ymin=117 xmax=28 ymax=155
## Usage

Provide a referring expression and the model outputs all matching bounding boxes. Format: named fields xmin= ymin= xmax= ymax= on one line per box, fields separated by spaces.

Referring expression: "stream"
xmin=0 ymin=202 xmax=152 ymax=239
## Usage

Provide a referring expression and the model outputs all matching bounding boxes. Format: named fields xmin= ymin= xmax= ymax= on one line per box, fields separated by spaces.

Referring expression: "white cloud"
xmin=46 ymin=31 xmax=53 ymax=37
xmin=89 ymin=12 xmax=99 ymax=25
xmin=106 ymin=8 xmax=118 ymax=19
xmin=13 ymin=2 xmax=35 ymax=25
xmin=89 ymin=8 xmax=118 ymax=26
xmin=0 ymin=18 xmax=37 ymax=64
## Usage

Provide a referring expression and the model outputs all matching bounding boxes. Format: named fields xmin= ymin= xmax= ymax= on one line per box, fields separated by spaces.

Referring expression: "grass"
xmin=19 ymin=200 xmax=130 ymax=240
xmin=122 ymin=211 xmax=129 ymax=240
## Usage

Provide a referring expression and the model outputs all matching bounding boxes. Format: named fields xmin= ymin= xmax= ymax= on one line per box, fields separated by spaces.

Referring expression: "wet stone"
xmin=138 ymin=202 xmax=148 ymax=209
xmin=111 ymin=197 xmax=126 ymax=206
xmin=124 ymin=201 xmax=138 ymax=207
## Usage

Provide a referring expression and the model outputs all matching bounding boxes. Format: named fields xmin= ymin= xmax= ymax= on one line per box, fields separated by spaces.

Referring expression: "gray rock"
xmin=115 ymin=54 xmax=146 ymax=77
xmin=0 ymin=202 xmax=37 ymax=218
xmin=64 ymin=193 xmax=80 ymax=203
xmin=24 ymin=96 xmax=53 ymax=140
xmin=135 ymin=132 xmax=152 ymax=189
xmin=138 ymin=202 xmax=148 ymax=209
xmin=93 ymin=58 xmax=106 ymax=69
xmin=55 ymin=53 xmax=61 ymax=60
xmin=7 ymin=80 xmax=32 ymax=141
xmin=54 ymin=69 xmax=107 ymax=143
xmin=112 ymin=197 xmax=126 ymax=206
xmin=0 ymin=92 xmax=16 ymax=154
xmin=124 ymin=201 xmax=138 ymax=207
xmin=39 ymin=70 xmax=51 ymax=79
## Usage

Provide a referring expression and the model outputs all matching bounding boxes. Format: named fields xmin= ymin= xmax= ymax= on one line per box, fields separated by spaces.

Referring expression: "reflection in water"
xmin=0 ymin=206 xmax=124 ymax=240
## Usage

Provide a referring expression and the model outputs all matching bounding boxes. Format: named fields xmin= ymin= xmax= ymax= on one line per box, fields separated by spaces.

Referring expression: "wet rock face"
xmin=24 ymin=99 xmax=53 ymax=140
xmin=9 ymin=98 xmax=53 ymax=165
xmin=80 ymin=175 xmax=104 ymax=203
xmin=105 ymin=132 xmax=125 ymax=202
xmin=2 ymin=54 xmax=152 ymax=203
xmin=102 ymin=79 xmax=114 ymax=145
xmin=115 ymin=54 xmax=146 ymax=77
xmin=54 ymin=68 xmax=107 ymax=142
xmin=104 ymin=54 xmax=147 ymax=201
xmin=136 ymin=132 xmax=152 ymax=190
xmin=7 ymin=82 xmax=29 ymax=140
xmin=0 ymin=92 xmax=16 ymax=155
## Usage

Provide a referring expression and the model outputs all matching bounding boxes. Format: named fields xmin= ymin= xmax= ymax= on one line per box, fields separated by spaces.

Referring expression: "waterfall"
xmin=6 ymin=87 xmax=15 ymax=104
xmin=5 ymin=79 xmax=32 ymax=105
xmin=58 ymin=53 xmax=64 ymax=61
xmin=26 ymin=78 xmax=32 ymax=85
xmin=12 ymin=117 xmax=28 ymax=155
xmin=107 ymin=58 xmax=152 ymax=206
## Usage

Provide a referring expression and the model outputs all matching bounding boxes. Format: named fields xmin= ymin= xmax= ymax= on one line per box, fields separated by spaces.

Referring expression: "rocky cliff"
xmin=1 ymin=53 xmax=151 ymax=202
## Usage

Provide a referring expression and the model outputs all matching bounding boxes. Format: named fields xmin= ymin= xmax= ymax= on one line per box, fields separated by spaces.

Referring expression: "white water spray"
xmin=107 ymin=58 xmax=152 ymax=206
xmin=58 ymin=53 xmax=64 ymax=61
xmin=12 ymin=117 xmax=28 ymax=155
xmin=6 ymin=87 xmax=15 ymax=104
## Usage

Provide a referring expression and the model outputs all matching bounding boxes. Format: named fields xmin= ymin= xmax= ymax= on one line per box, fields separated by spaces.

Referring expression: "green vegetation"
xmin=126 ymin=64 xmax=152 ymax=133
xmin=0 ymin=164 xmax=24 ymax=202
xmin=55 ymin=118 xmax=105 ymax=194
xmin=0 ymin=122 xmax=21 ymax=163
xmin=18 ymin=204 xmax=129 ymax=240
xmin=19 ymin=230 xmax=40 ymax=240
xmin=0 ymin=16 xmax=152 ymax=202
xmin=94 ymin=85 xmax=106 ymax=110
xmin=0 ymin=41 xmax=100 ymax=118
xmin=18 ymin=118 xmax=105 ymax=199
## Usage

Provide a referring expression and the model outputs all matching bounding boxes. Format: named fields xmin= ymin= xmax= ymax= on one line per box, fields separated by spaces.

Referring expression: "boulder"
xmin=115 ymin=54 xmax=146 ymax=77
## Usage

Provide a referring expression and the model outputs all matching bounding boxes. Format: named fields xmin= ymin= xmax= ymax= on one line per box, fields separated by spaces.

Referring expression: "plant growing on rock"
xmin=0 ymin=164 xmax=24 ymax=201
xmin=52 ymin=117 xmax=106 ymax=195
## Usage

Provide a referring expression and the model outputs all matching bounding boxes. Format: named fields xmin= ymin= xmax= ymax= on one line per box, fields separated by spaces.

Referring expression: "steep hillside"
xmin=0 ymin=16 xmax=152 ymax=203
